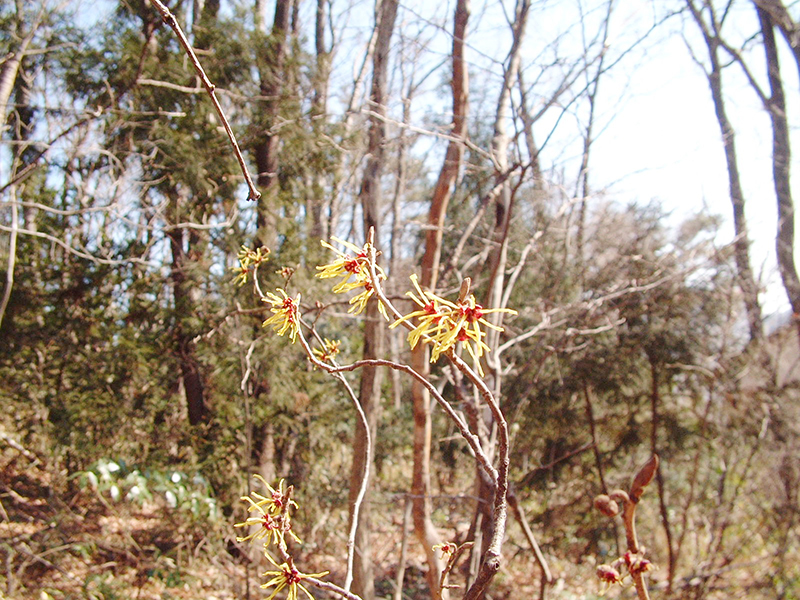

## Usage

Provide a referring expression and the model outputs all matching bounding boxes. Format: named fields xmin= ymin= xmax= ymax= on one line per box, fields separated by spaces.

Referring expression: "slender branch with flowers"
xmin=146 ymin=8 xmax=524 ymax=595
xmin=230 ymin=227 xmax=519 ymax=599
xmin=151 ymin=7 xmax=671 ymax=598
xmin=593 ymin=455 xmax=660 ymax=600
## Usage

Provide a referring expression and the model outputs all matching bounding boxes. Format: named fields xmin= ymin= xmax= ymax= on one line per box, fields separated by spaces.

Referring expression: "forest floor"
xmin=1 ymin=447 xmax=242 ymax=599
xmin=1 ymin=439 xmax=594 ymax=600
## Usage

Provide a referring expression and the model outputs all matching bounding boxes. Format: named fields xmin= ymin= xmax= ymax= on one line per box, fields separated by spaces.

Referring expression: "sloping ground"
xmin=0 ymin=444 xmax=245 ymax=600
xmin=0 ymin=436 xmax=542 ymax=600
xmin=8 ymin=424 xmax=790 ymax=600
xmin=0 ymin=438 xmax=435 ymax=600
xmin=0 ymin=437 xmax=721 ymax=600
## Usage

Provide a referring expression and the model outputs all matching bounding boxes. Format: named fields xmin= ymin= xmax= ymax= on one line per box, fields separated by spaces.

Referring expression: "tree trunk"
xmin=308 ymin=0 xmax=331 ymax=239
xmin=0 ymin=4 xmax=41 ymax=131
xmin=347 ymin=1 xmax=398 ymax=597
xmin=757 ymin=4 xmax=800 ymax=344
xmin=0 ymin=4 xmax=41 ymax=329
xmin=754 ymin=0 xmax=800 ymax=85
xmin=407 ymin=1 xmax=470 ymax=597
xmin=254 ymin=0 xmax=291 ymax=250
xmin=167 ymin=196 xmax=208 ymax=426
xmin=483 ymin=0 xmax=530 ymax=330
xmin=687 ymin=0 xmax=763 ymax=341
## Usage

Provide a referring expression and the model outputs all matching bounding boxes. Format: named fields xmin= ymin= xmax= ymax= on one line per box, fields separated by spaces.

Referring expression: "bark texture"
xmin=687 ymin=0 xmax=763 ymax=341
xmin=410 ymin=1 xmax=470 ymax=596
xmin=757 ymin=4 xmax=800 ymax=343
xmin=347 ymin=1 xmax=398 ymax=597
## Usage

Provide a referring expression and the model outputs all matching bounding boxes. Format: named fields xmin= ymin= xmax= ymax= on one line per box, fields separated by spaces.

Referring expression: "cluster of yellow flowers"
xmin=312 ymin=338 xmax=341 ymax=362
xmin=233 ymin=245 xmax=271 ymax=286
xmin=235 ymin=237 xmax=516 ymax=376
xmin=391 ymin=274 xmax=516 ymax=375
xmin=262 ymin=289 xmax=300 ymax=343
xmin=315 ymin=237 xmax=387 ymax=318
xmin=235 ymin=476 xmax=328 ymax=599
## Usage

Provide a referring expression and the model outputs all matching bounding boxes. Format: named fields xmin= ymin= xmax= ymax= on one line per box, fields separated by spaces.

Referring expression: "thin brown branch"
xmin=147 ymin=0 xmax=261 ymax=201
xmin=507 ymin=488 xmax=552 ymax=584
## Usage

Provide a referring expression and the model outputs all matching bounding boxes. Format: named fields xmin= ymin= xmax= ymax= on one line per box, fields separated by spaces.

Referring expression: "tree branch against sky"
xmin=684 ymin=0 xmax=764 ymax=342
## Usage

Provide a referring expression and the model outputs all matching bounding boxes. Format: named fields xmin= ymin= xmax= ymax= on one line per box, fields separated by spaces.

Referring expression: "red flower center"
xmin=283 ymin=567 xmax=301 ymax=585
xmin=461 ymin=304 xmax=483 ymax=322
xmin=344 ymin=258 xmax=361 ymax=273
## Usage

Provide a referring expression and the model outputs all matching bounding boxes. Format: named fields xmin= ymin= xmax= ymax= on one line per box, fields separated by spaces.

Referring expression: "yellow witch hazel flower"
xmin=433 ymin=541 xmax=457 ymax=557
xmin=235 ymin=476 xmax=300 ymax=548
xmin=316 ymin=237 xmax=387 ymax=317
xmin=263 ymin=289 xmax=300 ymax=342
xmin=391 ymin=274 xmax=516 ymax=376
xmin=392 ymin=274 xmax=453 ymax=349
xmin=312 ymin=338 xmax=341 ymax=362
xmin=233 ymin=245 xmax=271 ymax=286
xmin=260 ymin=553 xmax=329 ymax=600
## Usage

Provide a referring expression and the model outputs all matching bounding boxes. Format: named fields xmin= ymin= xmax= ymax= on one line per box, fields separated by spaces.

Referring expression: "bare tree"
xmin=574 ymin=0 xmax=615 ymax=278
xmin=465 ymin=2 xmax=530 ymax=584
xmin=0 ymin=1 xmax=46 ymax=330
xmin=483 ymin=0 xmax=531 ymax=318
xmin=685 ymin=0 xmax=764 ymax=342
xmin=687 ymin=0 xmax=798 ymax=343
xmin=347 ymin=0 xmax=399 ymax=597
xmin=407 ymin=0 xmax=470 ymax=595
xmin=756 ymin=2 xmax=800 ymax=345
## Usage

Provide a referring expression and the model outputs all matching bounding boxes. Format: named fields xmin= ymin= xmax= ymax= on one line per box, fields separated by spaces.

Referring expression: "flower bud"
xmin=594 ymin=494 xmax=620 ymax=517
xmin=596 ymin=564 xmax=623 ymax=584
xmin=631 ymin=454 xmax=659 ymax=501
xmin=623 ymin=551 xmax=655 ymax=575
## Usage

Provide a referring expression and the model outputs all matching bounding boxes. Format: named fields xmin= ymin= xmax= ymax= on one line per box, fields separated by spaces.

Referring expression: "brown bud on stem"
xmin=458 ymin=277 xmax=472 ymax=303
xmin=594 ymin=494 xmax=620 ymax=517
xmin=630 ymin=454 xmax=659 ymax=502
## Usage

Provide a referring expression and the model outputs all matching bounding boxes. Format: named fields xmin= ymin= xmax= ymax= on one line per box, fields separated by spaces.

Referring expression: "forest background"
xmin=1 ymin=0 xmax=800 ymax=598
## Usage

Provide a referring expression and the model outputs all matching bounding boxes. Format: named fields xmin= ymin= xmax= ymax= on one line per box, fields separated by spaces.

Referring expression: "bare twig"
xmin=306 ymin=576 xmax=364 ymax=600
xmin=393 ymin=496 xmax=413 ymax=600
xmin=147 ymin=0 xmax=261 ymax=202
xmin=506 ymin=488 xmax=552 ymax=584
xmin=295 ymin=319 xmax=370 ymax=593
xmin=437 ymin=542 xmax=474 ymax=596
xmin=0 ymin=224 xmax=155 ymax=266
xmin=0 ymin=180 xmax=18 ymax=330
